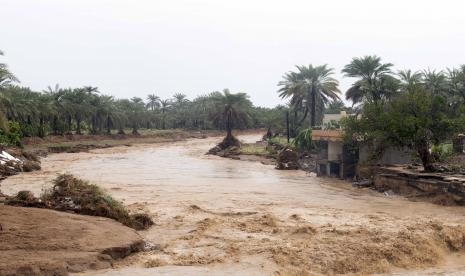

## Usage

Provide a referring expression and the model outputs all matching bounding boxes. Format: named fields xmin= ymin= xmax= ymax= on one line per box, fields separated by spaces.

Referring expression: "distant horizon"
xmin=2 ymin=0 xmax=464 ymax=107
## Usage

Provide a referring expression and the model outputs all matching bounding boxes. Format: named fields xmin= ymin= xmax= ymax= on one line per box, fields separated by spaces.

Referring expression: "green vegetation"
xmin=3 ymin=47 xmax=465 ymax=172
xmin=341 ymin=56 xmax=465 ymax=171
xmin=240 ymin=144 xmax=269 ymax=156
xmin=6 ymin=174 xmax=153 ymax=230
xmin=0 ymin=50 xmax=288 ymax=146
xmin=278 ymin=64 xmax=341 ymax=129
xmin=431 ymin=144 xmax=453 ymax=162
xmin=0 ymin=121 xmax=22 ymax=146
xmin=41 ymin=174 xmax=153 ymax=230
xmin=210 ymin=89 xmax=252 ymax=141
xmin=293 ymin=128 xmax=313 ymax=152
xmin=342 ymin=55 xmax=399 ymax=104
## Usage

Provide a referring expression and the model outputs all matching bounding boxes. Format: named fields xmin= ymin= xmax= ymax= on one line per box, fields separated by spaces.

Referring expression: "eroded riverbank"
xmin=3 ymin=134 xmax=465 ymax=275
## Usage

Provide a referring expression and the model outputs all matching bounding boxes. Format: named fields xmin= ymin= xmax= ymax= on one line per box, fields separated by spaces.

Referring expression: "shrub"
xmin=431 ymin=144 xmax=453 ymax=162
xmin=293 ymin=128 xmax=313 ymax=152
xmin=0 ymin=122 xmax=23 ymax=146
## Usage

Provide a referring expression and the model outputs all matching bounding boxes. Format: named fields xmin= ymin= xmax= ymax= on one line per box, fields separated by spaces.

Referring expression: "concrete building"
xmin=312 ymin=130 xmax=357 ymax=179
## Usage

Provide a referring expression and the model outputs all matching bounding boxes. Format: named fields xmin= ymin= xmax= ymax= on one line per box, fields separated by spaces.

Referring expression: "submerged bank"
xmin=2 ymin=134 xmax=465 ymax=275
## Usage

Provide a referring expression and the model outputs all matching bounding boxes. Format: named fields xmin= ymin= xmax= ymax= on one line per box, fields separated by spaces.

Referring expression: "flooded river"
xmin=3 ymin=134 xmax=465 ymax=275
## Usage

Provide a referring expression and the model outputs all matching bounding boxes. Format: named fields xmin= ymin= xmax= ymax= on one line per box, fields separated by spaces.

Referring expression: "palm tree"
xmin=0 ymin=50 xmax=19 ymax=131
xmin=43 ymin=85 xmax=65 ymax=135
xmin=146 ymin=94 xmax=160 ymax=111
xmin=342 ymin=55 xmax=398 ymax=105
xmin=172 ymin=93 xmax=188 ymax=104
xmin=398 ymin=69 xmax=422 ymax=92
xmin=210 ymin=89 xmax=252 ymax=142
xmin=278 ymin=64 xmax=340 ymax=127
xmin=98 ymin=95 xmax=116 ymax=135
xmin=0 ymin=50 xmax=19 ymax=90
xmin=422 ymin=69 xmax=448 ymax=96
xmin=129 ymin=97 xmax=145 ymax=135
xmin=159 ymin=99 xmax=171 ymax=129
xmin=171 ymin=93 xmax=191 ymax=128
xmin=447 ymin=65 xmax=465 ymax=101
xmin=34 ymin=93 xmax=54 ymax=137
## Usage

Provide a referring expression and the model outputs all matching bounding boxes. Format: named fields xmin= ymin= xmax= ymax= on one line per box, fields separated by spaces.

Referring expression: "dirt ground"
xmin=0 ymin=205 xmax=144 ymax=275
xmin=3 ymin=134 xmax=465 ymax=275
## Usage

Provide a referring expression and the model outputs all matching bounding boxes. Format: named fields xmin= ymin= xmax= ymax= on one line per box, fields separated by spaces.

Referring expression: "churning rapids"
xmin=3 ymin=134 xmax=465 ymax=275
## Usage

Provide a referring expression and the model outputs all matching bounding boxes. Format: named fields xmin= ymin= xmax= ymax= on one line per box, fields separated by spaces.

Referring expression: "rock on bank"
xmin=0 ymin=205 xmax=144 ymax=275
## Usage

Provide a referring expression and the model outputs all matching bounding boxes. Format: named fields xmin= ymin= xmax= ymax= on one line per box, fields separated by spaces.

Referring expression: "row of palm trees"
xmin=278 ymin=55 xmax=465 ymax=130
xmin=0 ymin=85 xmax=277 ymax=138
xmin=0 ymin=50 xmax=286 ymax=139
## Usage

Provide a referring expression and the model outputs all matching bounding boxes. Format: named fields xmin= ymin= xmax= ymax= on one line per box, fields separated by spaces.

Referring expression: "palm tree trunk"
xmin=226 ymin=111 xmax=232 ymax=139
xmin=117 ymin=123 xmax=125 ymax=135
xmin=38 ymin=117 xmax=45 ymax=138
xmin=52 ymin=115 xmax=59 ymax=135
xmin=106 ymin=115 xmax=112 ymax=135
xmin=162 ymin=110 xmax=166 ymax=130
xmin=310 ymin=86 xmax=316 ymax=128
xmin=67 ymin=115 xmax=72 ymax=134
xmin=132 ymin=120 xmax=139 ymax=135
xmin=417 ymin=142 xmax=434 ymax=172
xmin=76 ymin=115 xmax=82 ymax=135
xmin=91 ymin=115 xmax=97 ymax=135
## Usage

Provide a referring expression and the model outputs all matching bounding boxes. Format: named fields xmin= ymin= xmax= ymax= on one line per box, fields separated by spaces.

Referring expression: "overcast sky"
xmin=1 ymin=0 xmax=464 ymax=107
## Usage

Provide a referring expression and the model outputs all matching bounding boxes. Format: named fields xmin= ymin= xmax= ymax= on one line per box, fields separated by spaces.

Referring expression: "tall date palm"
xmin=278 ymin=64 xmax=340 ymax=127
xmin=342 ymin=55 xmax=398 ymax=105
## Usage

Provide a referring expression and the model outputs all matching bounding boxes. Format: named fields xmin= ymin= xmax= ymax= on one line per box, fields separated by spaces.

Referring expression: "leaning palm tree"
xmin=278 ymin=64 xmax=340 ymax=127
xmin=210 ymin=89 xmax=252 ymax=147
xmin=0 ymin=50 xmax=19 ymax=90
xmin=0 ymin=50 xmax=19 ymax=131
xmin=342 ymin=55 xmax=398 ymax=105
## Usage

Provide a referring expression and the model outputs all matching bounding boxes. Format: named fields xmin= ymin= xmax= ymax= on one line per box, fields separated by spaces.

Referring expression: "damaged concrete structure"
xmin=313 ymin=130 xmax=357 ymax=179
xmin=370 ymin=166 xmax=465 ymax=206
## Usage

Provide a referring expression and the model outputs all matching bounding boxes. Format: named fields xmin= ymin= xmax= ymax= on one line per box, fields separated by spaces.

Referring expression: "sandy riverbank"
xmin=0 ymin=205 xmax=144 ymax=275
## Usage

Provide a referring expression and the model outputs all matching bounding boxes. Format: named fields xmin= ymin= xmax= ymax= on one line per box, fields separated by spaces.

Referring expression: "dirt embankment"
xmin=208 ymin=137 xmax=316 ymax=170
xmin=366 ymin=166 xmax=465 ymax=206
xmin=22 ymin=130 xmax=219 ymax=155
xmin=0 ymin=205 xmax=145 ymax=275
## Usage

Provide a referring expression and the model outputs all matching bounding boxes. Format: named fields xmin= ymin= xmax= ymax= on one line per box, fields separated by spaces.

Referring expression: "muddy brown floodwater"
xmin=3 ymin=134 xmax=465 ymax=275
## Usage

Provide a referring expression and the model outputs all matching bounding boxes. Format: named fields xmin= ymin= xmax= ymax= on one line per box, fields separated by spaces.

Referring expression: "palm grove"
xmin=0 ymin=50 xmax=288 ymax=145
xmin=2 ymin=50 xmax=465 ymax=171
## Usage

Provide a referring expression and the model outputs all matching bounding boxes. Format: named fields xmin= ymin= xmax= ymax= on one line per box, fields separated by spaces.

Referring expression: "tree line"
xmin=277 ymin=56 xmax=465 ymax=133
xmin=0 ymin=50 xmax=288 ymax=144
xmin=278 ymin=55 xmax=465 ymax=172
xmin=3 ymin=49 xmax=464 ymax=164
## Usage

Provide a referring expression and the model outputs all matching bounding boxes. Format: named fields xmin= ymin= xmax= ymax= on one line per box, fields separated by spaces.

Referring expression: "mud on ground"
xmin=0 ymin=205 xmax=144 ymax=275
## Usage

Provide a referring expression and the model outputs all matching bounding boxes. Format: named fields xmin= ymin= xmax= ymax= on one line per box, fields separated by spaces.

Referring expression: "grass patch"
xmin=240 ymin=144 xmax=269 ymax=156
xmin=269 ymin=136 xmax=291 ymax=146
